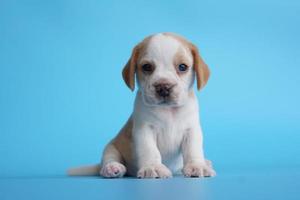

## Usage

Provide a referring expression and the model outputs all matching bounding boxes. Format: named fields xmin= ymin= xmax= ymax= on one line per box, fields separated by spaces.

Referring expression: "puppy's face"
xmin=136 ymin=35 xmax=194 ymax=107
xmin=122 ymin=33 xmax=210 ymax=107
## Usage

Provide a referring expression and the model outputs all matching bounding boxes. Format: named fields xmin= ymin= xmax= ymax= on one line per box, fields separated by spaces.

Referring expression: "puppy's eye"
xmin=178 ymin=64 xmax=188 ymax=72
xmin=142 ymin=64 xmax=154 ymax=73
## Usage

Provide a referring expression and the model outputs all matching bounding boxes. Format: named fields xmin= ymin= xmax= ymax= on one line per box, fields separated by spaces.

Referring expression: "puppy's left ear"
xmin=190 ymin=44 xmax=210 ymax=90
xmin=122 ymin=45 xmax=140 ymax=91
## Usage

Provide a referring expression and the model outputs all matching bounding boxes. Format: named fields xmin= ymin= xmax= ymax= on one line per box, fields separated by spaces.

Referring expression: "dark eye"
xmin=178 ymin=64 xmax=188 ymax=72
xmin=142 ymin=63 xmax=154 ymax=73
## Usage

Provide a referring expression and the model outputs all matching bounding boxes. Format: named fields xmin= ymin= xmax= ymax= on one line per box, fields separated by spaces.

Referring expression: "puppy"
xmin=68 ymin=33 xmax=216 ymax=178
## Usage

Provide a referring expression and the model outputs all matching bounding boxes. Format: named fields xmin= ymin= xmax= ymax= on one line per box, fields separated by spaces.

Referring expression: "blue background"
xmin=1 ymin=0 xmax=300 ymax=179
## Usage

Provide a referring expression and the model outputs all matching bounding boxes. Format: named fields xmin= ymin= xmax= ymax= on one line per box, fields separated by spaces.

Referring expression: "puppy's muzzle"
xmin=154 ymin=82 xmax=175 ymax=98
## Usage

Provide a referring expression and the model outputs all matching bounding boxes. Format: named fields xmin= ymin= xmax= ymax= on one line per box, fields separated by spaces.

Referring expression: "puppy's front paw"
xmin=100 ymin=161 xmax=126 ymax=178
xmin=137 ymin=164 xmax=172 ymax=179
xmin=183 ymin=161 xmax=216 ymax=178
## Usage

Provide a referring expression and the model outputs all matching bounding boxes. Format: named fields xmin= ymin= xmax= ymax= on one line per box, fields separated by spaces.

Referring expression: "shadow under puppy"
xmin=68 ymin=32 xmax=216 ymax=178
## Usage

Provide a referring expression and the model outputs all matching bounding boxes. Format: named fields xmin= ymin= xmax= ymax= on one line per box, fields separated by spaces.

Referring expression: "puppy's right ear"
xmin=122 ymin=46 xmax=140 ymax=91
xmin=189 ymin=43 xmax=210 ymax=90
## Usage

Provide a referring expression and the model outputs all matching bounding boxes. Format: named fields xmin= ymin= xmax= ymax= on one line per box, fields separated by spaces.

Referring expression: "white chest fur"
xmin=132 ymin=91 xmax=200 ymax=173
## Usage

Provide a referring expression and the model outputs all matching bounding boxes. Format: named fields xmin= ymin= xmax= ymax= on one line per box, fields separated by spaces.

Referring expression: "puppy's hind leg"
xmin=100 ymin=143 xmax=127 ymax=178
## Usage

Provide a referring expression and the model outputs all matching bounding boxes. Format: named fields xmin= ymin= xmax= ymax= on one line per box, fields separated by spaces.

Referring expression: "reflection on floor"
xmin=0 ymin=170 xmax=299 ymax=200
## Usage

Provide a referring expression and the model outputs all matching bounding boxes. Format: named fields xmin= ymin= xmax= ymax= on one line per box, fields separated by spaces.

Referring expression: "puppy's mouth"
xmin=143 ymin=94 xmax=179 ymax=107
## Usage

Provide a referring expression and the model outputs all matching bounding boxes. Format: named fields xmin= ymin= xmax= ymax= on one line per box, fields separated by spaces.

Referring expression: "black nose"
xmin=155 ymin=83 xmax=172 ymax=98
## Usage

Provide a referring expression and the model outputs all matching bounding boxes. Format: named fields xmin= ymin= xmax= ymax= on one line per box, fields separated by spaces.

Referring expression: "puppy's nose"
xmin=154 ymin=83 xmax=172 ymax=98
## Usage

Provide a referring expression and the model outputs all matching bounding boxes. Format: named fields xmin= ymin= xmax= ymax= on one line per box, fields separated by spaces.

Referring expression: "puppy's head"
xmin=122 ymin=33 xmax=210 ymax=107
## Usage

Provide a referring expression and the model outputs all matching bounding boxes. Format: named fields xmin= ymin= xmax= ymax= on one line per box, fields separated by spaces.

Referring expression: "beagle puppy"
xmin=68 ymin=33 xmax=216 ymax=178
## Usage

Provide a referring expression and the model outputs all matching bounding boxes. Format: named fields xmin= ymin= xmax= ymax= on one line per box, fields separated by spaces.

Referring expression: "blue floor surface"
xmin=0 ymin=170 xmax=299 ymax=200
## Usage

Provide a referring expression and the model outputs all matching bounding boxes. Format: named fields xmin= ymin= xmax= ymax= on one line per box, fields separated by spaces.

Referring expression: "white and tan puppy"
xmin=68 ymin=33 xmax=216 ymax=178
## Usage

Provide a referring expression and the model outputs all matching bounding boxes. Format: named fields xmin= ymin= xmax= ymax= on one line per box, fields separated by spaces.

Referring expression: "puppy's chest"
xmin=155 ymin=120 xmax=186 ymax=157
xmin=143 ymin=105 xmax=196 ymax=157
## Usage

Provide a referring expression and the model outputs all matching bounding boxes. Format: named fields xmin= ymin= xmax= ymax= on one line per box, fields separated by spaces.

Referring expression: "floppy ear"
xmin=189 ymin=44 xmax=210 ymax=90
xmin=122 ymin=46 xmax=140 ymax=91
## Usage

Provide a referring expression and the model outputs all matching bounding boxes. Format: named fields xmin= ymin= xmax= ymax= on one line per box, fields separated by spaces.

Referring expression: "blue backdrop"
xmin=0 ymin=0 xmax=299 ymax=177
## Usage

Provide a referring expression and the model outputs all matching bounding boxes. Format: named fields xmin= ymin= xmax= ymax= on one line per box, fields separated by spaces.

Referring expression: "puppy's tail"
xmin=67 ymin=164 xmax=101 ymax=176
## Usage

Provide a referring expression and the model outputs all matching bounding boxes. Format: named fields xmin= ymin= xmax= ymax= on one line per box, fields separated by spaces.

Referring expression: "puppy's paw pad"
xmin=183 ymin=162 xmax=216 ymax=178
xmin=100 ymin=162 xmax=126 ymax=178
xmin=137 ymin=164 xmax=172 ymax=179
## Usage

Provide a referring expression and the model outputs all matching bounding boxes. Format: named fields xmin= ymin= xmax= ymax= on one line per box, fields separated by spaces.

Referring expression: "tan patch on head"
xmin=122 ymin=36 xmax=153 ymax=91
xmin=163 ymin=33 xmax=210 ymax=90
xmin=173 ymin=47 xmax=193 ymax=75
